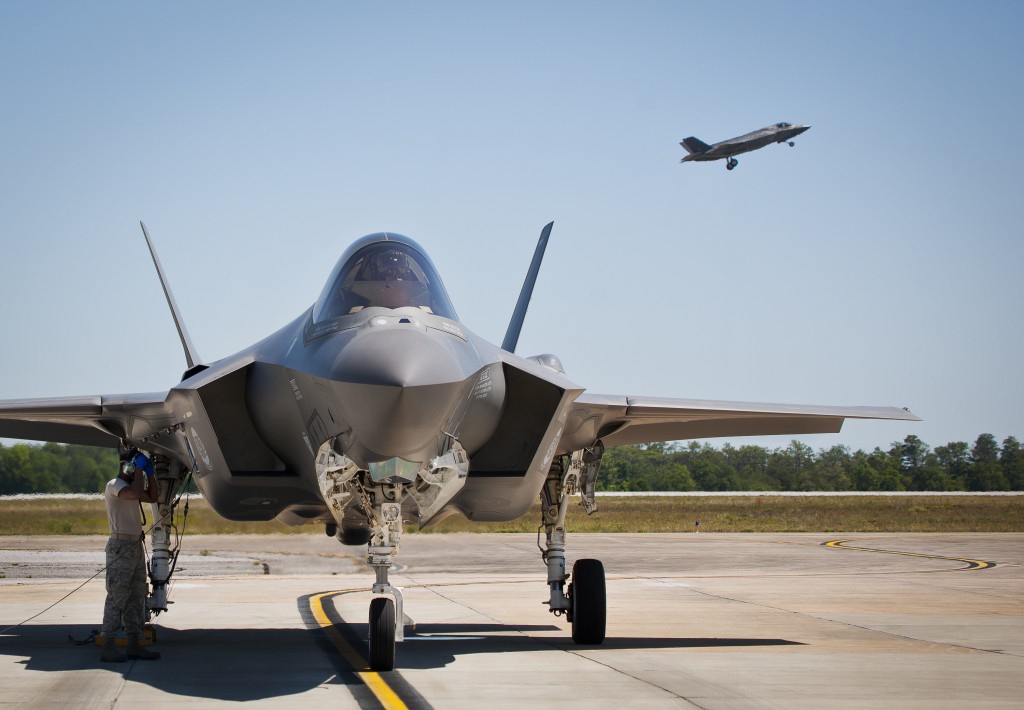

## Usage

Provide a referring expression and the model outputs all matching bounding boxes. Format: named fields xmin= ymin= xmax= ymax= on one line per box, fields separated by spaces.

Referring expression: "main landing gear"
xmin=539 ymin=443 xmax=607 ymax=644
xmin=146 ymin=454 xmax=190 ymax=618
xmin=726 ymin=157 xmax=739 ymax=170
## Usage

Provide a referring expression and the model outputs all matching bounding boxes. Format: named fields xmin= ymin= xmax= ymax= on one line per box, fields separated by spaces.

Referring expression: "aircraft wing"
xmin=560 ymin=393 xmax=920 ymax=451
xmin=0 ymin=393 xmax=174 ymax=448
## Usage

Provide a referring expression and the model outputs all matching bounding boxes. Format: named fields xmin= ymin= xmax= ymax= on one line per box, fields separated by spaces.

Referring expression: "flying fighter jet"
xmin=680 ymin=122 xmax=811 ymax=170
xmin=0 ymin=221 xmax=916 ymax=670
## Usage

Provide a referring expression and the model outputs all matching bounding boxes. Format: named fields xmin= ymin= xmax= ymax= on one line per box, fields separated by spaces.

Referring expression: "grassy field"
xmin=0 ymin=495 xmax=1021 ymax=535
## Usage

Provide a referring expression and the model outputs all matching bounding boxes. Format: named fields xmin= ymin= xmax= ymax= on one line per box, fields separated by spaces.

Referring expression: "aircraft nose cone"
xmin=332 ymin=327 xmax=465 ymax=387
xmin=331 ymin=327 xmax=472 ymax=462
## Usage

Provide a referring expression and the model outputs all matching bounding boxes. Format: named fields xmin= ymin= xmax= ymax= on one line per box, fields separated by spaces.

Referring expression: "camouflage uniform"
xmin=101 ymin=536 xmax=147 ymax=638
xmin=100 ymin=458 xmax=161 ymax=661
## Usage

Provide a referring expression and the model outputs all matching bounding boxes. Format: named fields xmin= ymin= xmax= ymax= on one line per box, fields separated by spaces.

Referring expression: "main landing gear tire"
xmin=369 ymin=597 xmax=396 ymax=671
xmin=569 ymin=558 xmax=606 ymax=644
xmin=726 ymin=158 xmax=738 ymax=170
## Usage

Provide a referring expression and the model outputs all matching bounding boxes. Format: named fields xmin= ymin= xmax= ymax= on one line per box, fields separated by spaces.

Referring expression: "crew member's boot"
xmin=126 ymin=634 xmax=161 ymax=660
xmin=99 ymin=636 xmax=126 ymax=663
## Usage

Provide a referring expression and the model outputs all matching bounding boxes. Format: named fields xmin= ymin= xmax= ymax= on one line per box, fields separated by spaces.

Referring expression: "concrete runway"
xmin=1 ymin=532 xmax=1022 ymax=709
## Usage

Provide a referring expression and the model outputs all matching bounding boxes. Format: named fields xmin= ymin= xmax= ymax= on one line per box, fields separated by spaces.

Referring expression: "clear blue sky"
xmin=1 ymin=1 xmax=1021 ymax=455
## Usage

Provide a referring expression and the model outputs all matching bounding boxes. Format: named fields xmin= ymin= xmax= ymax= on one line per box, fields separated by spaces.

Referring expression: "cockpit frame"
xmin=311 ymin=233 xmax=459 ymax=327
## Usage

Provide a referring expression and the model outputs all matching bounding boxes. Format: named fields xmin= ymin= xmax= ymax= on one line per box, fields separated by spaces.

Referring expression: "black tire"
xmin=369 ymin=597 xmax=396 ymax=671
xmin=570 ymin=558 xmax=606 ymax=644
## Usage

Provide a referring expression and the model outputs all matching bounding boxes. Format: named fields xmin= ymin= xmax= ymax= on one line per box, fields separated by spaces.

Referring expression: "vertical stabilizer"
xmin=139 ymin=221 xmax=203 ymax=370
xmin=680 ymin=137 xmax=711 ymax=154
xmin=501 ymin=222 xmax=553 ymax=353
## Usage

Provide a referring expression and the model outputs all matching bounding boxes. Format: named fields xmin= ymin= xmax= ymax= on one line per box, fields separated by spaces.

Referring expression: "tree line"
xmin=0 ymin=442 xmax=119 ymax=494
xmin=597 ymin=434 xmax=1024 ymax=492
xmin=1 ymin=434 xmax=1022 ymax=495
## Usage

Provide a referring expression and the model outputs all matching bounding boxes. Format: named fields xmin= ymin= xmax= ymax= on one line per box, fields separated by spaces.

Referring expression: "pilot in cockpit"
xmin=359 ymin=250 xmax=418 ymax=283
xmin=312 ymin=237 xmax=458 ymax=322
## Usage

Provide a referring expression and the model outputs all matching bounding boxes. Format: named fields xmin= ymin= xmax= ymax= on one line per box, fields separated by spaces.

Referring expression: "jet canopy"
xmin=312 ymin=233 xmax=458 ymax=323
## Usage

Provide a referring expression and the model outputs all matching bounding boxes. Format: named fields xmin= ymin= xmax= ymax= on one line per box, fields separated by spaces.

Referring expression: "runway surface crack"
xmin=108 ymin=663 xmax=131 ymax=708
xmin=404 ymin=574 xmax=709 ymax=708
xmin=564 ymin=648 xmax=709 ymax=709
xmin=662 ymin=578 xmax=1020 ymax=656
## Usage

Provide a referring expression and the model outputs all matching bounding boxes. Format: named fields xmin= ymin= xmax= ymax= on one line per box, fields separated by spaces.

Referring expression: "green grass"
xmin=424 ymin=495 xmax=1024 ymax=533
xmin=0 ymin=495 xmax=1021 ymax=535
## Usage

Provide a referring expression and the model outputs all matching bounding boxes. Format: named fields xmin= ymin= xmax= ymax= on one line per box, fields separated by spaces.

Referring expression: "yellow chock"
xmin=95 ymin=625 xmax=156 ymax=647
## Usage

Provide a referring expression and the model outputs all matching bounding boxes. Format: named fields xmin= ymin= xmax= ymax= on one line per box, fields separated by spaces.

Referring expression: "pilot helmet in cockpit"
xmin=312 ymin=234 xmax=459 ymax=323
xmin=365 ymin=249 xmax=415 ymax=281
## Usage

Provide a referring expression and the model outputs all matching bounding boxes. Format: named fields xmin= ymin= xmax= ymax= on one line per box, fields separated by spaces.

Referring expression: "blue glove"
xmin=134 ymin=453 xmax=157 ymax=478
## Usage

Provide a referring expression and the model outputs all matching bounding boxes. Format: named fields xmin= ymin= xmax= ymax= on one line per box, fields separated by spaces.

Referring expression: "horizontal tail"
xmin=680 ymin=137 xmax=711 ymax=155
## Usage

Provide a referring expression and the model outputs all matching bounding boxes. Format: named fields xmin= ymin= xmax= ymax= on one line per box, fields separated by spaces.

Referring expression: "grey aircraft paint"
xmin=0 ymin=222 xmax=911 ymax=526
xmin=680 ymin=122 xmax=811 ymax=170
xmin=0 ymin=222 xmax=916 ymax=669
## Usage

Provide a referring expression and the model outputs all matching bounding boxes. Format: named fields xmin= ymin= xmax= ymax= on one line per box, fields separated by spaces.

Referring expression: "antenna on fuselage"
xmin=502 ymin=221 xmax=553 ymax=353
xmin=139 ymin=221 xmax=205 ymax=377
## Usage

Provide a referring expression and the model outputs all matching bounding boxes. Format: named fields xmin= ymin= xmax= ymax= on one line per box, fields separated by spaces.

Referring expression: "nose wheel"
xmin=369 ymin=596 xmax=396 ymax=671
xmin=726 ymin=157 xmax=739 ymax=170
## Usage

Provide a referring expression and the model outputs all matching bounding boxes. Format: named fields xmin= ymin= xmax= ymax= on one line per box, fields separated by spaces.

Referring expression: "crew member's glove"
xmin=134 ymin=453 xmax=157 ymax=479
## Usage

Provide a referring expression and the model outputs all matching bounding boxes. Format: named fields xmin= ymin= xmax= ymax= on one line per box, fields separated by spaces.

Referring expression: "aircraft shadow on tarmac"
xmin=2 ymin=621 xmax=803 ymax=700
xmin=330 ymin=620 xmax=805 ymax=671
xmin=1 ymin=623 xmax=371 ymax=703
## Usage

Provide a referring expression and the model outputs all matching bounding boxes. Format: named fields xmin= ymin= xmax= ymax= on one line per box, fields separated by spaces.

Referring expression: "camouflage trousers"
xmin=102 ymin=538 xmax=148 ymax=637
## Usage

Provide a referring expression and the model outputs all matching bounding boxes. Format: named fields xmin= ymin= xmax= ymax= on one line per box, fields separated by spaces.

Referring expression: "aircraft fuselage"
xmin=680 ymin=122 xmax=811 ymax=163
xmin=160 ymin=235 xmax=579 ymax=530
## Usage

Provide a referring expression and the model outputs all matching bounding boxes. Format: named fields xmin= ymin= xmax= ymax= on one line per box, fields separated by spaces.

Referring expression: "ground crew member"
xmin=100 ymin=449 xmax=161 ymax=662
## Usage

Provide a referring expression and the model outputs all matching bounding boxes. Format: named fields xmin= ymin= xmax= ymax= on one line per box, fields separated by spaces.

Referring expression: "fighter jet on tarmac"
xmin=0 ymin=221 xmax=915 ymax=671
xmin=680 ymin=122 xmax=811 ymax=170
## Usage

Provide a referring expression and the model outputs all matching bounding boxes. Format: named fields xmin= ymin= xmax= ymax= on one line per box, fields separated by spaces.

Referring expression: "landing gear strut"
xmin=146 ymin=454 xmax=189 ymax=617
xmin=314 ymin=437 xmax=470 ymax=672
xmin=539 ymin=443 xmax=606 ymax=644
xmin=360 ymin=486 xmax=407 ymax=672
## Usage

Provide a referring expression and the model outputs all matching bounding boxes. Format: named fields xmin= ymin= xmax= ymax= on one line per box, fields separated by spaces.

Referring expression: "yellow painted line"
xmin=309 ymin=591 xmax=409 ymax=710
xmin=823 ymin=539 xmax=995 ymax=570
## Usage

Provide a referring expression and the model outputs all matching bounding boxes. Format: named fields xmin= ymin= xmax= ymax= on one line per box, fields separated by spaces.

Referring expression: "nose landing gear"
xmin=362 ymin=492 xmax=407 ymax=672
